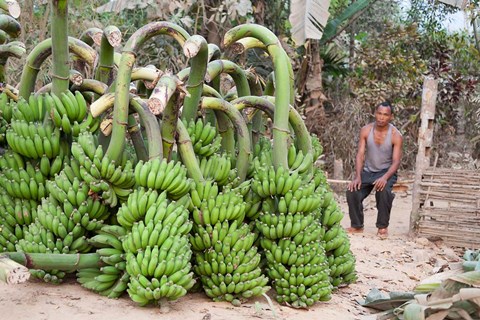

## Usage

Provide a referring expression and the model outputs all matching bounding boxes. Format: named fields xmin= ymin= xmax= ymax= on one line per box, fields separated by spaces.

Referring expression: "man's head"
xmin=374 ymin=101 xmax=393 ymax=127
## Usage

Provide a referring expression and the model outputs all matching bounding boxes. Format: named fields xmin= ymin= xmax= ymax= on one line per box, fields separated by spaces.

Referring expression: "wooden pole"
xmin=409 ymin=76 xmax=438 ymax=234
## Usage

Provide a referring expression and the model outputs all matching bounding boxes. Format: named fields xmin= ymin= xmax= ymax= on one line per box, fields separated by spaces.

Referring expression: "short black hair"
xmin=377 ymin=101 xmax=393 ymax=114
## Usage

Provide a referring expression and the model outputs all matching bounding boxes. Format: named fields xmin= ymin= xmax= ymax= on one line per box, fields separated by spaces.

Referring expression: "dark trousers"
xmin=346 ymin=169 xmax=397 ymax=229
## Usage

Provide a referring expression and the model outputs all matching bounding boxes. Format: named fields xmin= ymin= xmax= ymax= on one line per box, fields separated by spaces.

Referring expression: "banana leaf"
xmin=289 ymin=0 xmax=331 ymax=46
xmin=319 ymin=0 xmax=375 ymax=45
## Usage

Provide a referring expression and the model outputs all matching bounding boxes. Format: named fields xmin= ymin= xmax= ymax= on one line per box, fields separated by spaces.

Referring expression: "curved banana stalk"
xmin=176 ymin=119 xmax=204 ymax=183
xmin=89 ymin=91 xmax=163 ymax=160
xmin=107 ymin=21 xmax=190 ymax=162
xmin=70 ymin=78 xmax=109 ymax=96
xmin=226 ymin=36 xmax=266 ymax=58
xmin=207 ymin=43 xmax=221 ymax=62
xmin=148 ymin=73 xmax=183 ymax=159
xmin=205 ymin=59 xmax=251 ymax=157
xmin=127 ymin=114 xmax=148 ymax=162
xmin=201 ymin=97 xmax=251 ymax=182
xmin=129 ymin=96 xmax=163 ymax=160
xmin=95 ymin=25 xmax=121 ymax=85
xmin=0 ymin=0 xmax=21 ymax=19
xmin=0 ymin=13 xmax=21 ymax=38
xmin=181 ymin=35 xmax=208 ymax=122
xmin=232 ymin=95 xmax=312 ymax=158
xmin=205 ymin=59 xmax=251 ymax=97
xmin=79 ymin=27 xmax=103 ymax=46
xmin=50 ymin=0 xmax=70 ymax=96
xmin=224 ymin=24 xmax=295 ymax=169
xmin=35 ymin=70 xmax=86 ymax=94
xmin=18 ymin=37 xmax=97 ymax=99
xmin=245 ymin=70 xmax=265 ymax=145
xmin=0 ymin=41 xmax=25 ymax=82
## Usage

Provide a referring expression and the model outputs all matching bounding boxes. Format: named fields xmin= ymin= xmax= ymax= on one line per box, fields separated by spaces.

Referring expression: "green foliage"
xmin=349 ymin=22 xmax=427 ymax=112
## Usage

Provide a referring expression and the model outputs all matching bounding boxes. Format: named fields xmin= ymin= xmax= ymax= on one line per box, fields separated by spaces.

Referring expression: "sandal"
xmin=377 ymin=228 xmax=388 ymax=239
xmin=346 ymin=227 xmax=364 ymax=234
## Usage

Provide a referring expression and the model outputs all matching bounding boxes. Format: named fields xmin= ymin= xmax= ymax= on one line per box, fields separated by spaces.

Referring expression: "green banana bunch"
xmin=45 ymin=91 xmax=99 ymax=136
xmin=29 ymin=269 xmax=66 ymax=284
xmin=133 ymin=158 xmax=191 ymax=199
xmin=0 ymin=218 xmax=22 ymax=252
xmin=287 ymin=145 xmax=314 ymax=175
xmin=0 ymin=160 xmax=48 ymax=201
xmin=6 ymin=120 xmax=61 ymax=160
xmin=0 ymin=92 xmax=14 ymax=124
xmin=117 ymin=188 xmax=168 ymax=229
xmin=198 ymin=153 xmax=234 ymax=186
xmin=45 ymin=161 xmax=109 ymax=223
xmin=122 ymin=210 xmax=192 ymax=254
xmin=0 ymin=190 xmax=38 ymax=226
xmin=8 ymin=94 xmax=48 ymax=123
xmin=252 ymin=165 xmax=307 ymax=198
xmin=310 ymin=134 xmax=323 ymax=163
xmin=191 ymin=188 xmax=246 ymax=226
xmin=71 ymin=131 xmax=135 ymax=206
xmin=77 ymin=225 xmax=129 ymax=298
xmin=191 ymin=221 xmax=269 ymax=303
xmin=184 ymin=118 xmax=222 ymax=158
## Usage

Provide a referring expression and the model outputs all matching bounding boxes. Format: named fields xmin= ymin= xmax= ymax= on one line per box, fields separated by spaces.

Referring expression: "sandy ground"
xmin=0 ymin=187 xmax=464 ymax=320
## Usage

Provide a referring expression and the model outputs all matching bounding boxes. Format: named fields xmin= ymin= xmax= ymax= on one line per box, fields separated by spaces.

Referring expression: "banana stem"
xmin=224 ymin=24 xmax=295 ymax=169
xmin=70 ymin=78 xmax=108 ymax=96
xmin=0 ymin=13 xmax=21 ymax=38
xmin=18 ymin=37 xmax=97 ymax=99
xmin=0 ymin=0 xmax=21 ymax=19
xmin=79 ymin=27 xmax=103 ymax=46
xmin=2 ymin=252 xmax=102 ymax=270
xmin=129 ymin=96 xmax=162 ymax=160
xmin=205 ymin=59 xmax=251 ymax=97
xmin=127 ymin=114 xmax=148 ymax=162
xmin=50 ymin=0 xmax=70 ymax=96
xmin=176 ymin=119 xmax=204 ymax=183
xmin=201 ymin=97 xmax=250 ymax=182
xmin=246 ymin=70 xmax=265 ymax=145
xmin=95 ymin=25 xmax=121 ymax=85
xmin=149 ymin=74 xmax=182 ymax=160
xmin=215 ymin=110 xmax=236 ymax=158
xmin=181 ymin=35 xmax=208 ymax=122
xmin=207 ymin=43 xmax=221 ymax=62
xmin=107 ymin=21 xmax=190 ymax=162
xmin=233 ymin=95 xmax=312 ymax=156
xmin=0 ymin=255 xmax=30 ymax=284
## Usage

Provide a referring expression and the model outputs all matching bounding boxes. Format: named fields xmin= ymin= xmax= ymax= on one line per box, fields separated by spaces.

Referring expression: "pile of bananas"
xmin=184 ymin=118 xmax=222 ymax=158
xmin=71 ymin=131 xmax=135 ymax=207
xmin=5 ymin=95 xmax=62 ymax=160
xmin=0 ymin=92 xmax=13 ymax=146
xmin=252 ymin=143 xmax=334 ymax=308
xmin=77 ymin=225 xmax=129 ymax=298
xmin=198 ymin=153 xmax=235 ymax=187
xmin=118 ymin=188 xmax=195 ymax=305
xmin=314 ymin=175 xmax=357 ymax=287
xmin=47 ymin=91 xmax=100 ymax=136
xmin=133 ymin=158 xmax=191 ymax=200
xmin=189 ymin=179 xmax=269 ymax=304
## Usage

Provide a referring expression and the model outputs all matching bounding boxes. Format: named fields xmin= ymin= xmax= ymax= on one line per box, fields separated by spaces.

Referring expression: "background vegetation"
xmin=7 ymin=0 xmax=480 ymax=178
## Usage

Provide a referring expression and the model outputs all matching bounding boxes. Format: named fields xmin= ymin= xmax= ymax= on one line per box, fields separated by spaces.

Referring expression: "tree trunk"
xmin=303 ymin=41 xmax=327 ymax=135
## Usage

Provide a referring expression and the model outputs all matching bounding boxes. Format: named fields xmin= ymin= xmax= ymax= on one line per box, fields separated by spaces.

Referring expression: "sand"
xmin=0 ymin=189 xmax=462 ymax=320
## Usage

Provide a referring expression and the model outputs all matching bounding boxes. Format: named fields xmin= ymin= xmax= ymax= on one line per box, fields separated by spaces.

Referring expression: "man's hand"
xmin=373 ymin=176 xmax=388 ymax=191
xmin=347 ymin=177 xmax=361 ymax=192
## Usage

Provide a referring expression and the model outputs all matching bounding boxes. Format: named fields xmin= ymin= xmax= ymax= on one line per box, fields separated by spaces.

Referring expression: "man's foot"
xmin=346 ymin=227 xmax=364 ymax=234
xmin=377 ymin=228 xmax=388 ymax=239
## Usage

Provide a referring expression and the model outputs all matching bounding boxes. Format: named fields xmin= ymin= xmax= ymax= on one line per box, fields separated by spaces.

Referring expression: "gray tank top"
xmin=364 ymin=124 xmax=394 ymax=172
